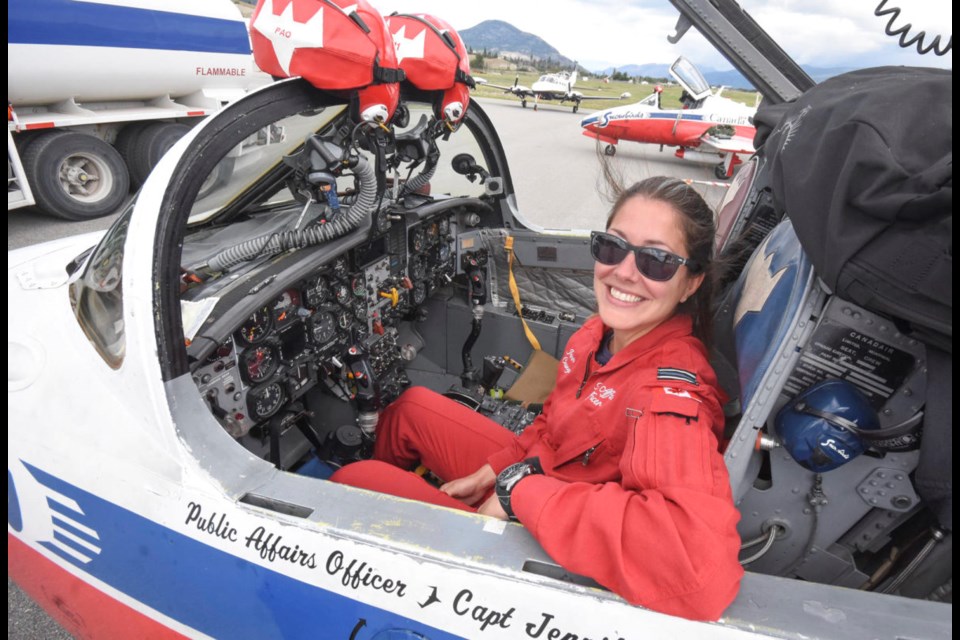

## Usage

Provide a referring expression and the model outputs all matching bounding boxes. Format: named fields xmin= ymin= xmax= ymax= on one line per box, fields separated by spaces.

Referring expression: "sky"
xmin=372 ymin=0 xmax=952 ymax=72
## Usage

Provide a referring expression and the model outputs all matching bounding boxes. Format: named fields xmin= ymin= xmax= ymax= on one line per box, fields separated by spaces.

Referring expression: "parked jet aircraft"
xmin=580 ymin=57 xmax=757 ymax=179
xmin=478 ymin=65 xmax=631 ymax=112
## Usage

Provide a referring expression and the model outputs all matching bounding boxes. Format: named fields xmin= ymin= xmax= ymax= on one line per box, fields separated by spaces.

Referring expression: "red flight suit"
xmin=331 ymin=314 xmax=743 ymax=620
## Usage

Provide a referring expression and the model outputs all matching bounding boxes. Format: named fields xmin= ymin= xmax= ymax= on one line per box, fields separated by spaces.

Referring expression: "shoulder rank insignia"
xmin=657 ymin=367 xmax=698 ymax=385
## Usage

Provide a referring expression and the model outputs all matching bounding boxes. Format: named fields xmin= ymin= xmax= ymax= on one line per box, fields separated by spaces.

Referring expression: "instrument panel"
xmin=192 ymin=208 xmax=461 ymax=442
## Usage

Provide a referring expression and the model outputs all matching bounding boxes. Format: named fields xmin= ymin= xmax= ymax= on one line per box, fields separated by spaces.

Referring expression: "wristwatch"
xmin=495 ymin=457 xmax=543 ymax=520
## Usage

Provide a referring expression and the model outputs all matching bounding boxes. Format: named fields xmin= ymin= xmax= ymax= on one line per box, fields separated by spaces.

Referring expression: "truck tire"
xmin=22 ymin=131 xmax=130 ymax=221
xmin=114 ymin=123 xmax=150 ymax=189
xmin=129 ymin=122 xmax=192 ymax=187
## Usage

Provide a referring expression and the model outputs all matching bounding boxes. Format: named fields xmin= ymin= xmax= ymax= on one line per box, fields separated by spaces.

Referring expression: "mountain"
xmin=460 ymin=19 xmax=851 ymax=88
xmin=596 ymin=64 xmax=753 ymax=90
xmin=460 ymin=20 xmax=573 ymax=67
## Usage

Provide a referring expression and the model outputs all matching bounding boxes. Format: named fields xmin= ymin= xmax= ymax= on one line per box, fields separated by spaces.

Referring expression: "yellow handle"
xmin=379 ymin=288 xmax=400 ymax=307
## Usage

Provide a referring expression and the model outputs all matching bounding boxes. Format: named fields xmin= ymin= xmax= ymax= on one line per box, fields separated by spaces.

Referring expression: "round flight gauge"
xmin=409 ymin=227 xmax=425 ymax=253
xmin=409 ymin=255 xmax=426 ymax=280
xmin=272 ymin=289 xmax=300 ymax=322
xmin=236 ymin=306 xmax=273 ymax=345
xmin=332 ymin=256 xmax=349 ymax=279
xmin=311 ymin=312 xmax=337 ymax=344
xmin=351 ymin=276 xmax=366 ymax=298
xmin=304 ymin=276 xmax=330 ymax=307
xmin=334 ymin=283 xmax=351 ymax=306
xmin=337 ymin=310 xmax=353 ymax=330
xmin=247 ymin=382 xmax=285 ymax=421
xmin=353 ymin=300 xmax=367 ymax=321
xmin=438 ymin=242 xmax=451 ymax=262
xmin=374 ymin=209 xmax=391 ymax=234
xmin=412 ymin=281 xmax=427 ymax=306
xmin=241 ymin=345 xmax=279 ymax=383
xmin=206 ymin=341 xmax=234 ymax=363
xmin=426 ymin=222 xmax=439 ymax=245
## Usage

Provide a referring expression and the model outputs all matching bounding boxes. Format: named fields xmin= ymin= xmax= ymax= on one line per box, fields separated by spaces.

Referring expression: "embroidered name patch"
xmin=657 ymin=367 xmax=698 ymax=385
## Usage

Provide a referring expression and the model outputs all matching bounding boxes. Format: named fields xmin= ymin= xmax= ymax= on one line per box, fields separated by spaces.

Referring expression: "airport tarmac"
xmin=7 ymin=96 xmax=735 ymax=638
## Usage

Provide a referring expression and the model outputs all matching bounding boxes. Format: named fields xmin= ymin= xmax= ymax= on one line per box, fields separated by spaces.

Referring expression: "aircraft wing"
xmin=578 ymin=94 xmax=630 ymax=102
xmin=698 ymin=132 xmax=755 ymax=155
xmin=480 ymin=83 xmax=535 ymax=98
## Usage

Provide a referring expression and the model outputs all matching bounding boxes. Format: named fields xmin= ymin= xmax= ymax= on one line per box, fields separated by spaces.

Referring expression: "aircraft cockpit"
xmin=671 ymin=56 xmax=713 ymax=107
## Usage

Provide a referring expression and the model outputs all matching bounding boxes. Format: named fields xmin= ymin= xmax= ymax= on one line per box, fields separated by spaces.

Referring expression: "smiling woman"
xmin=332 ymin=175 xmax=743 ymax=620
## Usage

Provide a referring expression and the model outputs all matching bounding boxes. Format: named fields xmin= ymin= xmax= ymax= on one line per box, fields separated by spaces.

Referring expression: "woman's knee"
xmin=330 ymin=460 xmax=398 ymax=491
xmin=389 ymin=386 xmax=439 ymax=410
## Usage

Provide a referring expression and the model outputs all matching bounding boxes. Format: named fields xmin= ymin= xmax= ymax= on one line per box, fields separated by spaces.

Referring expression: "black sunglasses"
xmin=590 ymin=231 xmax=702 ymax=282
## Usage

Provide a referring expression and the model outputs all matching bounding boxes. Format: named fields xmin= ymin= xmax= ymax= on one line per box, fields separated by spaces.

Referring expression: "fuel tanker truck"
xmin=8 ymin=0 xmax=271 ymax=220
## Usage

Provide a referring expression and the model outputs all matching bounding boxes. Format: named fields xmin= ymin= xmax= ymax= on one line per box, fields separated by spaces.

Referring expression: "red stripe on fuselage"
xmin=8 ymin=534 xmax=188 ymax=640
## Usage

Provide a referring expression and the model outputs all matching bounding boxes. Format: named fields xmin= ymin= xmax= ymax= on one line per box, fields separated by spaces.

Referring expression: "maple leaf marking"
xmin=252 ymin=0 xmax=325 ymax=76
xmin=734 ymin=237 xmax=788 ymax=327
xmin=392 ymin=25 xmax=426 ymax=64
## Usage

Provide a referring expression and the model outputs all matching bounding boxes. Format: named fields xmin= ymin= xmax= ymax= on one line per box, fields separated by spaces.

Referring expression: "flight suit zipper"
xmin=582 ymin=446 xmax=597 ymax=465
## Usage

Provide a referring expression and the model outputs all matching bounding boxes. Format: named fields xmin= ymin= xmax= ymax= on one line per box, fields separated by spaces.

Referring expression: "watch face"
xmin=498 ymin=462 xmax=530 ymax=492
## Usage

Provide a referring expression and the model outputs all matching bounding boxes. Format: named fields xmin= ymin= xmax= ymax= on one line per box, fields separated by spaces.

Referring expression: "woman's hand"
xmin=440 ymin=464 xmax=496 ymax=506
xmin=477 ymin=493 xmax=509 ymax=520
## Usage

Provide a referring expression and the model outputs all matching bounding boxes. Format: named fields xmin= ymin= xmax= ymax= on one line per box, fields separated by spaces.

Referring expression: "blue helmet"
xmin=775 ymin=379 xmax=880 ymax=472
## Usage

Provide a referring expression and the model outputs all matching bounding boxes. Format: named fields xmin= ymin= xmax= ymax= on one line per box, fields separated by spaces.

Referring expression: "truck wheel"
xmin=714 ymin=163 xmax=730 ymax=180
xmin=604 ymin=144 xmax=617 ymax=156
xmin=129 ymin=122 xmax=192 ymax=187
xmin=22 ymin=131 xmax=130 ymax=221
xmin=114 ymin=123 xmax=150 ymax=189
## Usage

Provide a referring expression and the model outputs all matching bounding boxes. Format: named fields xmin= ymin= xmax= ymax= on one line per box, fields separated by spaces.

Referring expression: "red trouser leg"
xmin=330 ymin=387 xmax=518 ymax=510
xmin=375 ymin=387 xmax=518 ymax=480
xmin=331 ymin=461 xmax=477 ymax=511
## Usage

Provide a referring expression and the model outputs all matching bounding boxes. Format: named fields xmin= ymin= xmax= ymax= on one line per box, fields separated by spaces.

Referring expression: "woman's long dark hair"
xmin=604 ymin=176 xmax=720 ymax=349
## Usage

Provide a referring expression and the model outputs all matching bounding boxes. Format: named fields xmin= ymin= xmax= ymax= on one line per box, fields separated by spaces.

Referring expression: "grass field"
xmin=470 ymin=68 xmax=760 ymax=111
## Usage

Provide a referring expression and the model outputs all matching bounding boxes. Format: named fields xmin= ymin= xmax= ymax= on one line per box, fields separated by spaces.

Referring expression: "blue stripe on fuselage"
xmin=9 ymin=0 xmax=251 ymax=54
xmin=22 ymin=462 xmax=459 ymax=640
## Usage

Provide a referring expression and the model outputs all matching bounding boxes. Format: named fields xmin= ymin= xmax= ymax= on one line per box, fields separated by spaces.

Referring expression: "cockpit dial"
xmin=353 ymin=300 xmax=367 ymax=321
xmin=272 ymin=289 xmax=300 ymax=323
xmin=241 ymin=345 xmax=279 ymax=383
xmin=311 ymin=312 xmax=337 ymax=344
xmin=236 ymin=307 xmax=273 ymax=345
xmin=409 ymin=227 xmax=425 ymax=253
xmin=409 ymin=255 xmax=426 ymax=280
xmin=412 ymin=281 xmax=427 ymax=306
xmin=304 ymin=276 xmax=330 ymax=307
xmin=247 ymin=382 xmax=285 ymax=421
xmin=334 ymin=283 xmax=351 ymax=306
xmin=332 ymin=256 xmax=349 ymax=280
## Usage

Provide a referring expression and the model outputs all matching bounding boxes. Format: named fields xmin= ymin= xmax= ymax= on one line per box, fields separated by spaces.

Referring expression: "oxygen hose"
xmin=204 ymin=155 xmax=378 ymax=272
xmin=399 ymin=157 xmax=437 ymax=196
